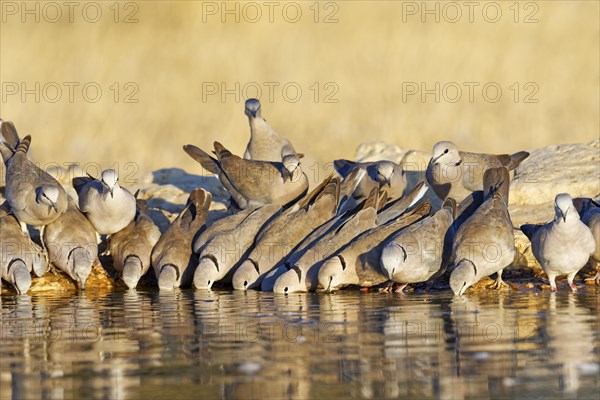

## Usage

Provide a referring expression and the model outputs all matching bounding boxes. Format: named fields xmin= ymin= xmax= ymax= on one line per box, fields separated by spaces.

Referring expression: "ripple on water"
xmin=0 ymin=289 xmax=599 ymax=399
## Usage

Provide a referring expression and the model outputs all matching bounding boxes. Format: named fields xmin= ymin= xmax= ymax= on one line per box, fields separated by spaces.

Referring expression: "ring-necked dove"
xmin=521 ymin=193 xmax=596 ymax=292
xmin=449 ymin=167 xmax=515 ymax=295
xmin=184 ymin=141 xmax=308 ymax=210
xmin=1 ymin=121 xmax=67 ymax=228
xmin=193 ymin=204 xmax=281 ymax=290
xmin=0 ymin=203 xmax=46 ymax=294
xmin=73 ymin=169 xmax=136 ymax=235
xmin=381 ymin=198 xmax=456 ymax=293
xmin=269 ymin=181 xmax=428 ymax=293
xmin=574 ymin=197 xmax=600 ymax=285
xmin=334 ymin=159 xmax=406 ymax=209
xmin=151 ymin=189 xmax=211 ymax=290
xmin=317 ymin=199 xmax=431 ymax=292
xmin=243 ymin=98 xmax=297 ymax=161
xmin=426 ymin=141 xmax=529 ymax=201
xmin=109 ymin=199 xmax=161 ymax=289
xmin=232 ymin=175 xmax=340 ymax=290
xmin=272 ymin=187 xmax=383 ymax=294
xmin=43 ymin=201 xmax=98 ymax=290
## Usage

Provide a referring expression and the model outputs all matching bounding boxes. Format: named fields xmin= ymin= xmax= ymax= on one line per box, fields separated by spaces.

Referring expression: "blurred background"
xmin=1 ymin=1 xmax=598 ymax=179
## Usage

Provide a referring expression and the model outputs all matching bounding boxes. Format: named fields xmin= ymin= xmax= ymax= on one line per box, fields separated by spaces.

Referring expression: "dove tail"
xmin=442 ymin=197 xmax=457 ymax=218
xmin=183 ymin=144 xmax=220 ymax=175
xmin=15 ymin=135 xmax=31 ymax=154
xmin=508 ymin=151 xmax=530 ymax=170
xmin=483 ymin=167 xmax=510 ymax=203
xmin=1 ymin=120 xmax=20 ymax=151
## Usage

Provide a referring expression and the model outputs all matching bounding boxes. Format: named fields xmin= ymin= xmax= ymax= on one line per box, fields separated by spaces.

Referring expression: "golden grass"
xmin=1 ymin=1 xmax=598 ymax=180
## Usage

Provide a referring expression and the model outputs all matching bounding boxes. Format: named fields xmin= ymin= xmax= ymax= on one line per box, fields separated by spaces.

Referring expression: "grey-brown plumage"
xmin=574 ymin=198 xmax=600 ymax=285
xmin=184 ymin=141 xmax=308 ymax=209
xmin=272 ymin=187 xmax=383 ymax=293
xmin=109 ymin=199 xmax=161 ymax=289
xmin=317 ymin=199 xmax=432 ymax=291
xmin=381 ymin=198 xmax=456 ymax=291
xmin=425 ymin=141 xmax=529 ymax=201
xmin=243 ymin=98 xmax=297 ymax=161
xmin=73 ymin=169 xmax=136 ymax=235
xmin=232 ymin=175 xmax=340 ymax=290
xmin=521 ymin=194 xmax=596 ymax=292
xmin=1 ymin=121 xmax=67 ymax=227
xmin=0 ymin=203 xmax=46 ymax=294
xmin=334 ymin=159 xmax=406 ymax=208
xmin=267 ymin=181 xmax=428 ymax=292
xmin=193 ymin=208 xmax=257 ymax=254
xmin=193 ymin=204 xmax=281 ymax=290
xmin=449 ymin=167 xmax=515 ymax=295
xmin=43 ymin=201 xmax=98 ymax=290
xmin=151 ymin=189 xmax=211 ymax=290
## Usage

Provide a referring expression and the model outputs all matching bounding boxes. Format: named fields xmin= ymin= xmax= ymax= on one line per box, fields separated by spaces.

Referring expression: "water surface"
xmin=1 ymin=290 xmax=598 ymax=399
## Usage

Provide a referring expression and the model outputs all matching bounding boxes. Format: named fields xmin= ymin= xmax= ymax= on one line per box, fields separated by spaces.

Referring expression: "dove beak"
xmin=109 ymin=187 xmax=114 ymax=198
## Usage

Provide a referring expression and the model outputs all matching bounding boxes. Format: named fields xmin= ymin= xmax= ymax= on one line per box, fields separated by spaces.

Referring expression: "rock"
xmin=511 ymin=141 xmax=600 ymax=205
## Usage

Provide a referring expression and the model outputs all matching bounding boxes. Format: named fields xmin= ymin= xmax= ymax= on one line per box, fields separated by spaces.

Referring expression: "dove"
xmin=243 ymin=98 xmax=297 ymax=161
xmin=232 ymin=175 xmax=340 ymax=290
xmin=184 ymin=141 xmax=308 ymax=210
xmin=318 ymin=199 xmax=432 ymax=292
xmin=521 ymin=193 xmax=596 ymax=292
xmin=449 ymin=167 xmax=516 ymax=296
xmin=334 ymin=159 xmax=406 ymax=208
xmin=43 ymin=201 xmax=98 ymax=290
xmin=381 ymin=198 xmax=456 ymax=293
xmin=426 ymin=141 xmax=529 ymax=201
xmin=1 ymin=121 xmax=67 ymax=229
xmin=0 ymin=203 xmax=46 ymax=294
xmin=151 ymin=189 xmax=211 ymax=290
xmin=267 ymin=181 xmax=428 ymax=292
xmin=574 ymin=198 xmax=600 ymax=285
xmin=109 ymin=199 xmax=161 ymax=289
xmin=73 ymin=169 xmax=136 ymax=235
xmin=272 ymin=187 xmax=383 ymax=294
xmin=193 ymin=204 xmax=281 ymax=290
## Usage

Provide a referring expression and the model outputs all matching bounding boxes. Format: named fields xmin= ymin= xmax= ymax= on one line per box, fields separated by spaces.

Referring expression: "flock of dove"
xmin=1 ymin=98 xmax=599 ymax=296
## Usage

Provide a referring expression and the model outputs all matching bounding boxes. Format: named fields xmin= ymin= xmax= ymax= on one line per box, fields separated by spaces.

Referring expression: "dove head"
xmin=101 ymin=169 xmax=119 ymax=197
xmin=32 ymin=250 xmax=48 ymax=278
xmin=70 ymin=247 xmax=93 ymax=290
xmin=158 ymin=264 xmax=179 ymax=290
xmin=232 ymin=260 xmax=260 ymax=290
xmin=375 ymin=162 xmax=396 ymax=186
xmin=273 ymin=265 xmax=304 ymax=294
xmin=282 ymin=154 xmax=301 ymax=181
xmin=36 ymin=185 xmax=59 ymax=213
xmin=554 ymin=193 xmax=578 ymax=224
xmin=449 ymin=260 xmax=477 ymax=296
xmin=193 ymin=256 xmax=220 ymax=290
xmin=431 ymin=141 xmax=461 ymax=166
xmin=380 ymin=242 xmax=407 ymax=280
xmin=318 ymin=255 xmax=350 ymax=292
xmin=10 ymin=260 xmax=31 ymax=295
xmin=244 ymin=98 xmax=262 ymax=118
xmin=122 ymin=256 xmax=143 ymax=289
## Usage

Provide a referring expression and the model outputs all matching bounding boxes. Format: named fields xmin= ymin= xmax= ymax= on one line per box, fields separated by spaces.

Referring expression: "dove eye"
xmin=444 ymin=149 xmax=449 ymax=154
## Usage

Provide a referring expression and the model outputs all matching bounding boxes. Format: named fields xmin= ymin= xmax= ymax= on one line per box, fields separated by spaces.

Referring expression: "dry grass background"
xmin=1 ymin=1 xmax=598 ymax=181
